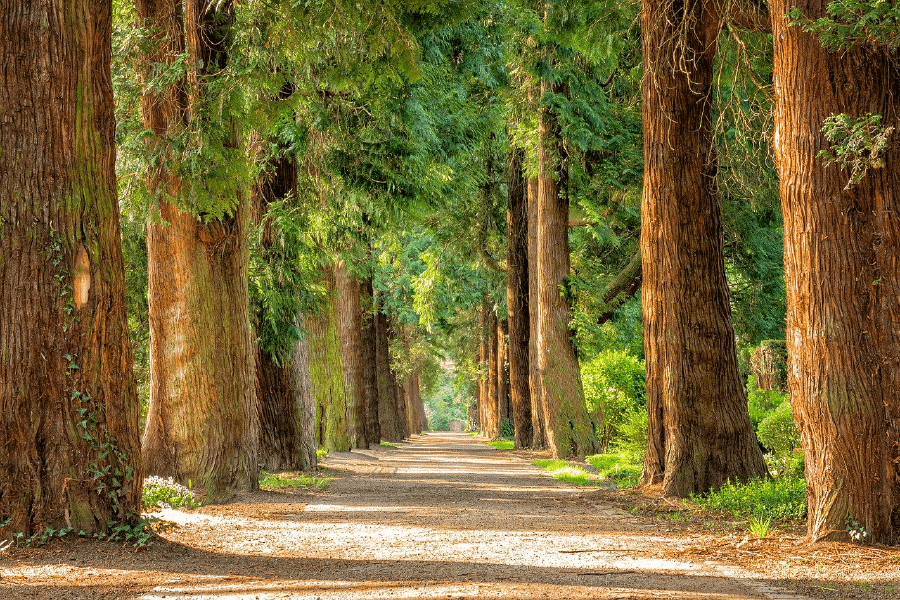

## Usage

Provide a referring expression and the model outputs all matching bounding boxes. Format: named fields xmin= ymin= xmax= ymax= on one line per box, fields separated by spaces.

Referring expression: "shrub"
xmin=691 ymin=476 xmax=807 ymax=521
xmin=142 ymin=476 xmax=200 ymax=510
xmin=581 ymin=350 xmax=645 ymax=450
xmin=758 ymin=399 xmax=803 ymax=476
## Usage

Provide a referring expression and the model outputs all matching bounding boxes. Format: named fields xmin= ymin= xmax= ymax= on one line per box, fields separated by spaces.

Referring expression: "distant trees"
xmin=0 ymin=0 xmax=142 ymax=534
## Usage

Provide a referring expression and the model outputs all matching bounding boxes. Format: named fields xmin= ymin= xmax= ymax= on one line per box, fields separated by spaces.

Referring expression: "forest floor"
xmin=1 ymin=432 xmax=898 ymax=599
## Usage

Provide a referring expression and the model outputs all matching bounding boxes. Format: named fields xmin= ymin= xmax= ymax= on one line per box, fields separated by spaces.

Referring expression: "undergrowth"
xmin=259 ymin=471 xmax=331 ymax=490
xmin=691 ymin=476 xmax=807 ymax=522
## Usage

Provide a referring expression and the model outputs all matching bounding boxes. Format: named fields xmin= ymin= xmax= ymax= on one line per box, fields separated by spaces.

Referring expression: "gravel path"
xmin=0 ymin=432 xmax=811 ymax=599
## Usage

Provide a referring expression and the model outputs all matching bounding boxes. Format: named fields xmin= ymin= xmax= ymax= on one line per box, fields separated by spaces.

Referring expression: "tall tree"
xmin=535 ymin=78 xmax=600 ymax=459
xmin=139 ymin=0 xmax=259 ymax=500
xmin=506 ymin=148 xmax=534 ymax=448
xmin=639 ymin=0 xmax=766 ymax=495
xmin=770 ymin=0 xmax=900 ymax=542
xmin=0 ymin=0 xmax=143 ymax=535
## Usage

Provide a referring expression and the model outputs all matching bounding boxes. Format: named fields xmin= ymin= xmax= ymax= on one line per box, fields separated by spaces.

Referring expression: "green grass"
xmin=691 ymin=475 xmax=807 ymax=521
xmin=532 ymin=459 xmax=603 ymax=486
xmin=586 ymin=451 xmax=642 ymax=488
xmin=259 ymin=471 xmax=331 ymax=491
xmin=488 ymin=439 xmax=514 ymax=450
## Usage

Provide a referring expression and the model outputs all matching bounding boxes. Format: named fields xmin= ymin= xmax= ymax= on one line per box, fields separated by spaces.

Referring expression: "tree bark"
xmin=770 ymin=0 xmax=900 ymax=543
xmin=308 ymin=266 xmax=350 ymax=453
xmin=527 ymin=176 xmax=547 ymax=449
xmin=639 ymin=0 xmax=767 ymax=496
xmin=361 ymin=277 xmax=381 ymax=445
xmin=535 ymin=81 xmax=600 ymax=459
xmin=0 ymin=0 xmax=143 ymax=535
xmin=375 ymin=303 xmax=402 ymax=441
xmin=507 ymin=149 xmax=534 ymax=448
xmin=335 ymin=261 xmax=368 ymax=449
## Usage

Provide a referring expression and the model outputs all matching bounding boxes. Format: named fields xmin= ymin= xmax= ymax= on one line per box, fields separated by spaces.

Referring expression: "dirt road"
xmin=0 ymin=432 xmax=815 ymax=599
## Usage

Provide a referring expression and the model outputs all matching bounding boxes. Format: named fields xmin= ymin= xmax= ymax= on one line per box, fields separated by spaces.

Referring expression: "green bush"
xmin=691 ymin=476 xmax=807 ymax=521
xmin=758 ymin=399 xmax=803 ymax=476
xmin=617 ymin=407 xmax=648 ymax=462
xmin=581 ymin=349 xmax=645 ymax=451
xmin=746 ymin=375 xmax=788 ymax=429
xmin=142 ymin=476 xmax=200 ymax=510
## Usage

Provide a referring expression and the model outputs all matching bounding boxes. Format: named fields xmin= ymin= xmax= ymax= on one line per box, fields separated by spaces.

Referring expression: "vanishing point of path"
xmin=1 ymin=432 xmax=809 ymax=600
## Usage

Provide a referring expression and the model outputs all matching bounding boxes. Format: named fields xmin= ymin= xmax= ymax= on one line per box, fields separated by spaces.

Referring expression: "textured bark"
xmin=640 ymin=0 xmax=766 ymax=496
xmin=0 ymin=0 xmax=142 ymax=534
xmin=375 ymin=304 xmax=402 ymax=442
xmin=507 ymin=149 xmax=534 ymax=448
xmin=360 ymin=278 xmax=381 ymax=445
xmin=770 ymin=0 xmax=900 ymax=543
xmin=308 ymin=267 xmax=350 ymax=453
xmin=526 ymin=176 xmax=547 ymax=449
xmin=497 ymin=318 xmax=511 ymax=432
xmin=295 ymin=320 xmax=317 ymax=471
xmin=255 ymin=344 xmax=301 ymax=472
xmin=335 ymin=262 xmax=368 ymax=449
xmin=535 ymin=82 xmax=600 ymax=459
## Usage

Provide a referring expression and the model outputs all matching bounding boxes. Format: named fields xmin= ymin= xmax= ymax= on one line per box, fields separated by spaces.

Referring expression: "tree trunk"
xmin=255 ymin=344 xmax=301 ymax=472
xmin=507 ymin=149 xmax=534 ymax=448
xmin=535 ymin=82 xmax=599 ymax=459
xmin=375 ymin=304 xmax=402 ymax=441
xmin=527 ymin=176 xmax=547 ymax=449
xmin=770 ymin=0 xmax=900 ymax=543
xmin=0 ymin=0 xmax=142 ymax=535
xmin=497 ymin=318 xmax=510 ymax=433
xmin=335 ymin=261 xmax=368 ymax=449
xmin=308 ymin=267 xmax=350 ymax=453
xmin=361 ymin=277 xmax=381 ymax=445
xmin=639 ymin=0 xmax=766 ymax=496
xmin=296 ymin=318 xmax=317 ymax=471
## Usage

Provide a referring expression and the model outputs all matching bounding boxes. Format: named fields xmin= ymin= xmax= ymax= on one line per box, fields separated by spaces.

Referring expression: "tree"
xmin=0 ymin=0 xmax=142 ymax=534
xmin=506 ymin=149 xmax=534 ymax=448
xmin=639 ymin=0 xmax=767 ymax=495
xmin=770 ymin=0 xmax=900 ymax=542
xmin=138 ymin=0 xmax=259 ymax=500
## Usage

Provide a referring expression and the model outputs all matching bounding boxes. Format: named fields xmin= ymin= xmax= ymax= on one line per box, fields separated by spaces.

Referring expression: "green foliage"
xmin=142 ymin=476 xmax=200 ymax=510
xmin=746 ymin=375 xmax=788 ymax=430
xmin=489 ymin=439 xmax=514 ymax=450
xmin=818 ymin=113 xmax=895 ymax=189
xmin=532 ymin=459 xmax=603 ymax=486
xmin=586 ymin=451 xmax=642 ymax=488
xmin=581 ymin=349 xmax=645 ymax=450
xmin=789 ymin=1 xmax=900 ymax=50
xmin=259 ymin=471 xmax=331 ymax=490
xmin=758 ymin=399 xmax=803 ymax=476
xmin=691 ymin=476 xmax=807 ymax=522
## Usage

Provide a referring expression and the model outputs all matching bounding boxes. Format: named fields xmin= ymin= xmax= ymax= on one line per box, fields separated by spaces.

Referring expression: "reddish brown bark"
xmin=526 ymin=176 xmax=547 ymax=449
xmin=507 ymin=149 xmax=534 ymax=448
xmin=770 ymin=0 xmax=900 ymax=543
xmin=535 ymin=82 xmax=599 ymax=459
xmin=335 ymin=262 xmax=368 ymax=449
xmin=640 ymin=0 xmax=766 ymax=496
xmin=0 ymin=0 xmax=142 ymax=534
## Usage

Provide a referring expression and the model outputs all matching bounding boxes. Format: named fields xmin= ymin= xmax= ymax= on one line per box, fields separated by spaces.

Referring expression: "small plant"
xmin=749 ymin=515 xmax=772 ymax=538
xmin=846 ymin=516 xmax=870 ymax=543
xmin=142 ymin=476 xmax=200 ymax=510
xmin=817 ymin=113 xmax=894 ymax=189
xmin=259 ymin=471 xmax=331 ymax=490
xmin=488 ymin=439 xmax=514 ymax=450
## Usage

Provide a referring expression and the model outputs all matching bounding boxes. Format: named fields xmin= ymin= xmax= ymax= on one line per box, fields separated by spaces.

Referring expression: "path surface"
xmin=1 ymin=432 xmax=809 ymax=599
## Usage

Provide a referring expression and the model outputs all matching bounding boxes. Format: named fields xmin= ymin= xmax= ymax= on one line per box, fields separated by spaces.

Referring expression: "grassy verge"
xmin=586 ymin=451 xmax=642 ymax=488
xmin=690 ymin=475 xmax=807 ymax=522
xmin=259 ymin=471 xmax=331 ymax=491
